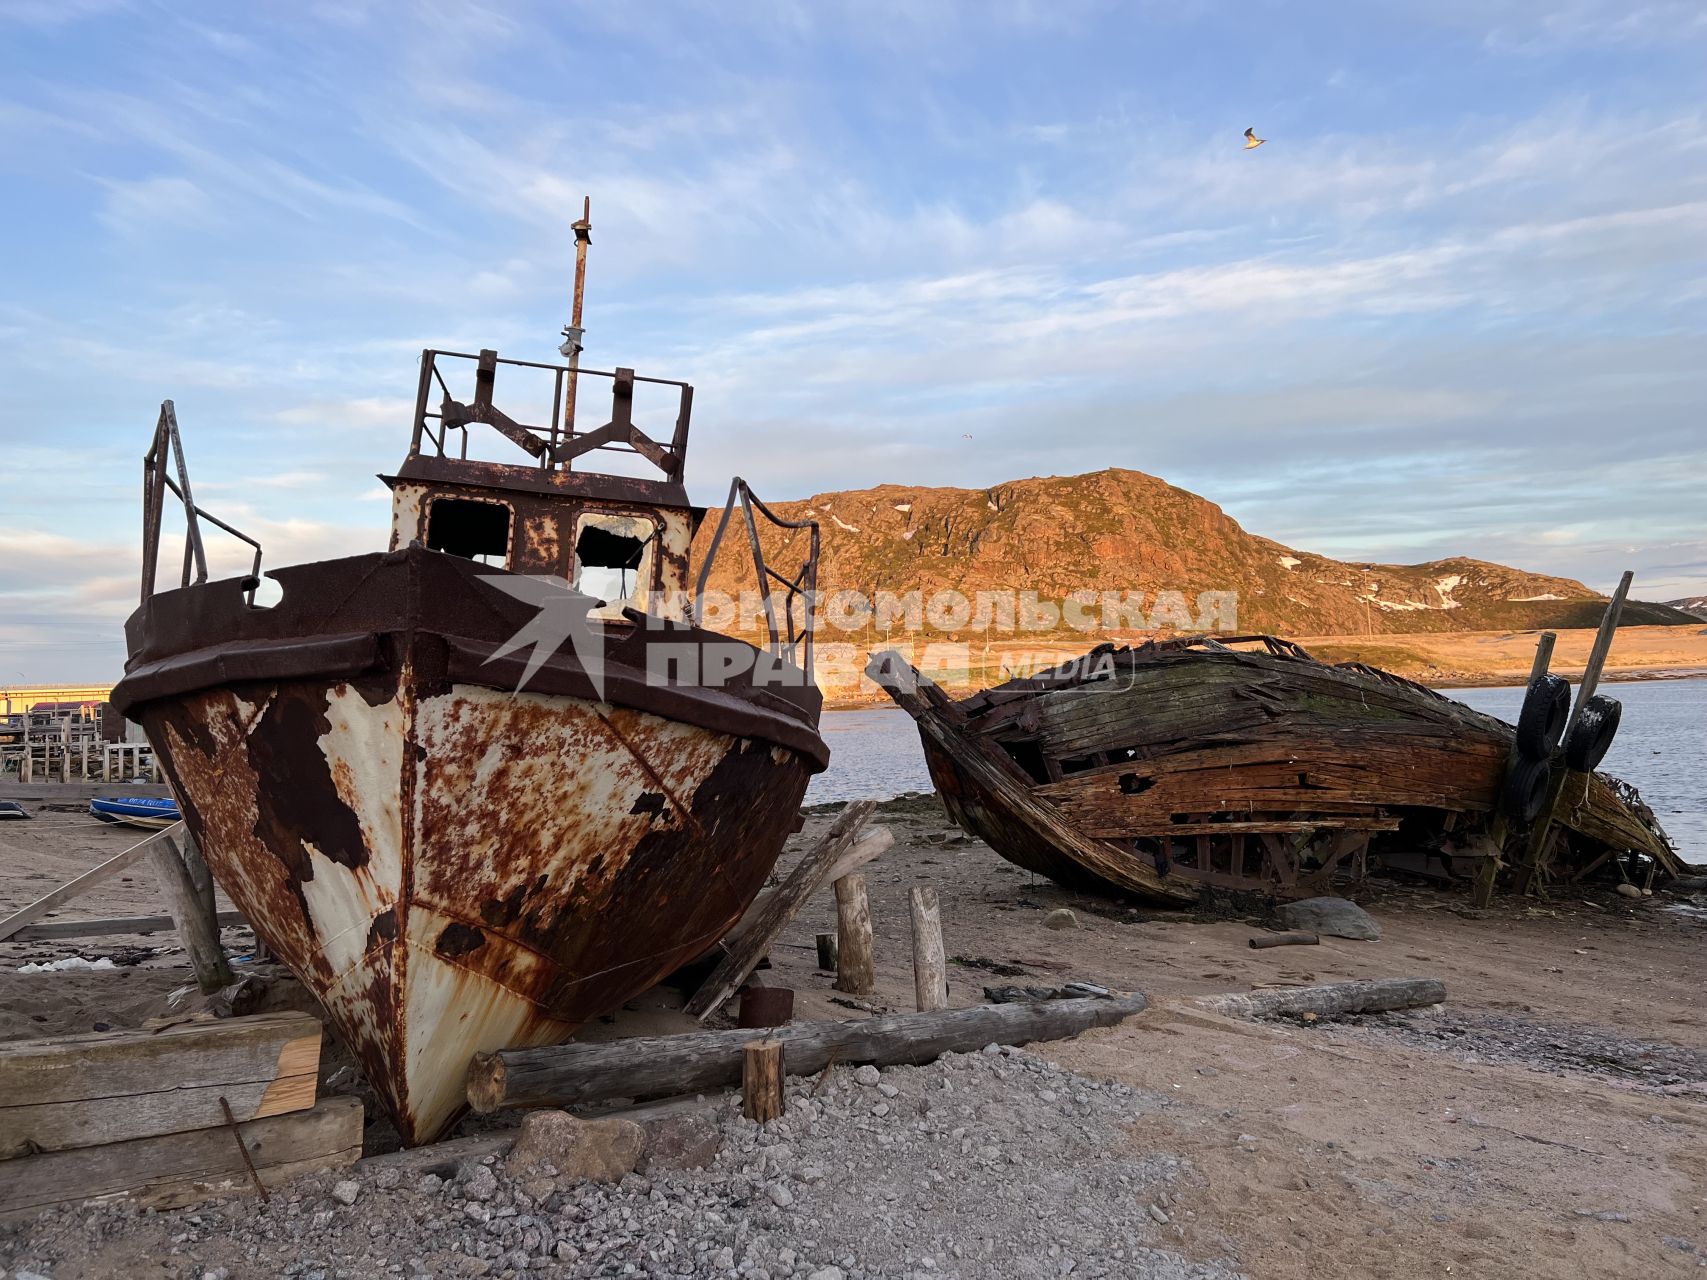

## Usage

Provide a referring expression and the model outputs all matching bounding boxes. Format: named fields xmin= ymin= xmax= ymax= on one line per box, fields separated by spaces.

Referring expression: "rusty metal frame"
xmin=141 ymin=401 xmax=262 ymax=605
xmin=692 ymin=477 xmax=820 ymax=677
xmin=415 ymin=348 xmax=693 ymax=484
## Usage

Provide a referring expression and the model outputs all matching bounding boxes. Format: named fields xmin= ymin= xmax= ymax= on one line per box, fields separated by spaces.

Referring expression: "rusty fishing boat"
xmin=870 ymin=635 xmax=1678 ymax=904
xmin=111 ymin=219 xmax=827 ymax=1144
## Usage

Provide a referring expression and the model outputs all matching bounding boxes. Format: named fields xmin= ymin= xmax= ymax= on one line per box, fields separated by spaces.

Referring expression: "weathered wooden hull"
xmin=872 ymin=639 xmax=1675 ymax=902
xmin=114 ymin=548 xmax=826 ymax=1144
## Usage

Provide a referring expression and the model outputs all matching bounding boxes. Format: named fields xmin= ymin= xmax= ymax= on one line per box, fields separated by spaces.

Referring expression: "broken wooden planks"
xmin=0 ymin=1096 xmax=362 ymax=1220
xmin=469 ymin=992 xmax=1147 ymax=1112
xmin=0 ymin=822 xmax=184 ymax=942
xmin=0 ymin=1011 xmax=323 ymax=1159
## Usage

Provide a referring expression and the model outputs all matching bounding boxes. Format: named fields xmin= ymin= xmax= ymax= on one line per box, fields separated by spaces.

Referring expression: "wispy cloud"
xmin=0 ymin=0 xmax=1703 ymax=680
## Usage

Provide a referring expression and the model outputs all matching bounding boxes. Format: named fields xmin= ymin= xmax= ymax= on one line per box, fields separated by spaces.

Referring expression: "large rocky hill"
xmin=692 ymin=468 xmax=1693 ymax=636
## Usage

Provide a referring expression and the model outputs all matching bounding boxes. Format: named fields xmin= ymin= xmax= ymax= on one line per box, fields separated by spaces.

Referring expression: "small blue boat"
xmin=90 ymin=796 xmax=180 ymax=830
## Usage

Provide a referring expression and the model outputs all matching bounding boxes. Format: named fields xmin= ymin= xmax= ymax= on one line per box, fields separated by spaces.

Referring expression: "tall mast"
xmin=560 ymin=195 xmax=592 ymax=447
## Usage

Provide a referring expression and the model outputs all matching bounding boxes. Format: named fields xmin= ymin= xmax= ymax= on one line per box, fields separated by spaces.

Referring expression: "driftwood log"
xmin=1195 ymin=977 xmax=1444 ymax=1021
xmin=469 ymin=993 xmax=1147 ymax=1113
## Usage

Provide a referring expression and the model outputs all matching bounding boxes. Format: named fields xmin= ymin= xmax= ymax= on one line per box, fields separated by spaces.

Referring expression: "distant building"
xmin=0 ymin=684 xmax=113 ymax=717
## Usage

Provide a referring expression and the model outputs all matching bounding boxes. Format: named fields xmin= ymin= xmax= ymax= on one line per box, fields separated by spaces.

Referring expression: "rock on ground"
xmin=503 ymin=1110 xmax=644 ymax=1183
xmin=1273 ymin=895 xmax=1381 ymax=941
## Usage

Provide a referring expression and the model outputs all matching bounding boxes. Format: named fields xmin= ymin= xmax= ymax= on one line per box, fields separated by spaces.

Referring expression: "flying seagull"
xmin=1243 ymin=127 xmax=1266 ymax=150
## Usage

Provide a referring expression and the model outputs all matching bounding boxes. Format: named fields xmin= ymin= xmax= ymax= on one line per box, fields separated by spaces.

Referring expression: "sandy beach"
xmin=3 ymin=789 xmax=1704 ymax=1278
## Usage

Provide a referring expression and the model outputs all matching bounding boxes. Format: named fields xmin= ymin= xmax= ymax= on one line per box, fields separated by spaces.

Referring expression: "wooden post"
xmin=150 ymin=833 xmax=233 ymax=993
xmin=1477 ymin=630 xmax=1557 ymax=906
xmin=741 ymin=1039 xmax=784 ymax=1123
xmin=833 ymin=873 xmax=875 ymax=996
xmin=908 ymin=886 xmax=948 ymax=1012
xmin=1515 ymin=574 xmax=1632 ymax=895
xmin=815 ymin=933 xmax=838 ymax=972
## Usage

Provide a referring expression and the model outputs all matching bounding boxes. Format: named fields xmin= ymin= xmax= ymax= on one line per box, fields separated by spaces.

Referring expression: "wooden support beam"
xmin=1195 ymin=977 xmax=1445 ymax=1021
xmin=0 ymin=823 xmax=183 ymax=942
xmin=0 ymin=1096 xmax=361 ymax=1221
xmin=909 ymin=886 xmax=948 ymax=1012
xmin=833 ymin=873 xmax=875 ymax=996
xmin=742 ymin=1039 xmax=784 ymax=1123
xmin=469 ymin=992 xmax=1148 ymax=1113
xmin=684 ymin=801 xmax=880 ymax=1019
xmin=150 ymin=831 xmax=233 ymax=993
xmin=0 ymin=1012 xmax=321 ymax=1158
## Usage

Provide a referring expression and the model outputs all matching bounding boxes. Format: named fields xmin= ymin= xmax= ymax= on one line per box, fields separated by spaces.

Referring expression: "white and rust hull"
xmin=114 ymin=549 xmax=826 ymax=1144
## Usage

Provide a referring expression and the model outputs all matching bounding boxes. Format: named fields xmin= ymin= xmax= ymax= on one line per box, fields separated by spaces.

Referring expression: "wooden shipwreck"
xmin=112 ymin=313 xmax=828 ymax=1144
xmin=870 ymin=635 xmax=1679 ymax=904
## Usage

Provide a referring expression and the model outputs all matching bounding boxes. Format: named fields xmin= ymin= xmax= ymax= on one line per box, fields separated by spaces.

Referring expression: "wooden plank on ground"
xmin=0 ymin=1095 xmax=362 ymax=1220
xmin=0 ymin=823 xmax=184 ymax=942
xmin=0 ymin=1012 xmax=321 ymax=1159
xmin=9 ymin=909 xmax=248 ymax=942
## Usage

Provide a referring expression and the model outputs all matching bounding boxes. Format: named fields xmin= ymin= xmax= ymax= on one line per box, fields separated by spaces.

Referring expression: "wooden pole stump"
xmin=908 ymin=886 xmax=948 ymax=1012
xmin=742 ymin=1039 xmax=784 ymax=1124
xmin=815 ymin=933 xmax=838 ymax=972
xmin=150 ymin=833 xmax=233 ymax=994
xmin=833 ymin=873 xmax=874 ymax=996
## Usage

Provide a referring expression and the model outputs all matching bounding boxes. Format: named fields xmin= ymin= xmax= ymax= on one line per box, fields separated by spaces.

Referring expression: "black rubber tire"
xmin=1500 ymin=755 xmax=1552 ymax=824
xmin=1515 ymin=673 xmax=1570 ymax=759
xmin=1564 ymin=695 xmax=1622 ymax=773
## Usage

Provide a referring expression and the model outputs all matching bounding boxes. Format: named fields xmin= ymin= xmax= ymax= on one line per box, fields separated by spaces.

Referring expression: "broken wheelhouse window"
xmin=424 ymin=497 xmax=513 ymax=567
xmin=572 ymin=512 xmax=659 ymax=616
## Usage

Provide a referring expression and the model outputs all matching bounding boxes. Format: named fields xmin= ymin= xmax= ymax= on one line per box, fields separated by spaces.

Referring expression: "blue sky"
xmin=2 ymin=0 xmax=1704 ymax=681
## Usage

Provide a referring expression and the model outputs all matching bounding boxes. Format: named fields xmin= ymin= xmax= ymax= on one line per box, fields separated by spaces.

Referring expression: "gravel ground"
xmin=1340 ymin=1009 xmax=1707 ymax=1095
xmin=0 ymin=1047 xmax=1244 ymax=1280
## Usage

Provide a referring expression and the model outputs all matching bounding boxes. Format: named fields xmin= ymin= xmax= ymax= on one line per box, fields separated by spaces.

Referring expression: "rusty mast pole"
xmin=561 ymin=196 xmax=592 ymax=457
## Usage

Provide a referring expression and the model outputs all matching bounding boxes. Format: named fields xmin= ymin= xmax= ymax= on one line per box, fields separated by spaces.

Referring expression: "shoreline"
xmin=821 ymin=662 xmax=1707 ymax=712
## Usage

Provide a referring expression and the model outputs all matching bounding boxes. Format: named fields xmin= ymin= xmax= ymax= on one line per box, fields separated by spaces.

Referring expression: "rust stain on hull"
xmin=143 ymin=675 xmax=811 ymax=1145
